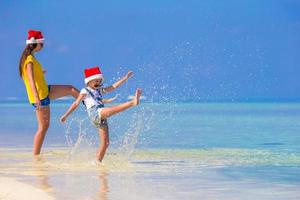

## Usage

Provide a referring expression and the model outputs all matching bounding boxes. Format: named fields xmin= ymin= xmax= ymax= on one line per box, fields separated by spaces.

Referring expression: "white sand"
xmin=0 ymin=177 xmax=55 ymax=200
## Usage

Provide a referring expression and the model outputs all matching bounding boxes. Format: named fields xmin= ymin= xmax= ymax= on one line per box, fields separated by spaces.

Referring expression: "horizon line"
xmin=2 ymin=98 xmax=300 ymax=104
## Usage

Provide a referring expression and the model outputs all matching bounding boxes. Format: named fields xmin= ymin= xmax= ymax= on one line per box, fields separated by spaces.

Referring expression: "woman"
xmin=19 ymin=29 xmax=79 ymax=156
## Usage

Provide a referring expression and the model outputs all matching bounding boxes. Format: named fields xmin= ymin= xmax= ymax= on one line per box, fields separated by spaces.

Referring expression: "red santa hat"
xmin=26 ymin=30 xmax=45 ymax=44
xmin=84 ymin=67 xmax=104 ymax=84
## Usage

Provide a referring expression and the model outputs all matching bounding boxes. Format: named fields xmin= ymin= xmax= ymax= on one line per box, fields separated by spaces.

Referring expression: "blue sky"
xmin=1 ymin=0 xmax=300 ymax=102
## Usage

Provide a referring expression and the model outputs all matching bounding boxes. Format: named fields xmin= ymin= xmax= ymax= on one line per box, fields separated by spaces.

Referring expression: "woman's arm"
xmin=102 ymin=94 xmax=119 ymax=104
xmin=26 ymin=62 xmax=41 ymax=109
xmin=102 ymin=71 xmax=133 ymax=94
xmin=60 ymin=93 xmax=86 ymax=123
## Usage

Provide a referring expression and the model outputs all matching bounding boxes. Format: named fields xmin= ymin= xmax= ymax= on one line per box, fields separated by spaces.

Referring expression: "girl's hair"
xmin=18 ymin=43 xmax=38 ymax=78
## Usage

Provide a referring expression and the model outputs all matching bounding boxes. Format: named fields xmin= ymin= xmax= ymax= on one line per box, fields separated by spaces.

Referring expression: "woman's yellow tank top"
xmin=22 ymin=55 xmax=49 ymax=103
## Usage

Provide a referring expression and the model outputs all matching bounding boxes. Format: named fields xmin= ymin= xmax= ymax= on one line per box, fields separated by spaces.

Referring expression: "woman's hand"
xmin=125 ymin=71 xmax=134 ymax=79
xmin=34 ymin=97 xmax=41 ymax=110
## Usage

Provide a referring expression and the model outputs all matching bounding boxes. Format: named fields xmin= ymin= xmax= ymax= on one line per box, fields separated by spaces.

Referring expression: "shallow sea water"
xmin=0 ymin=102 xmax=300 ymax=199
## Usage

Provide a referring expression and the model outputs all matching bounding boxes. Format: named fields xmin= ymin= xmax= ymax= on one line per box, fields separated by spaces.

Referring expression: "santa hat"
xmin=84 ymin=67 xmax=104 ymax=84
xmin=26 ymin=30 xmax=45 ymax=44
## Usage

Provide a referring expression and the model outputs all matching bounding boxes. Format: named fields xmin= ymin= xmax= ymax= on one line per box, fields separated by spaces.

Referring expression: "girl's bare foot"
xmin=133 ymin=88 xmax=142 ymax=105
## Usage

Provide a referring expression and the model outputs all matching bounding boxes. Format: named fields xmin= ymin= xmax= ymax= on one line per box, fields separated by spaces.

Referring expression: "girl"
xmin=19 ymin=30 xmax=80 ymax=156
xmin=60 ymin=66 xmax=142 ymax=162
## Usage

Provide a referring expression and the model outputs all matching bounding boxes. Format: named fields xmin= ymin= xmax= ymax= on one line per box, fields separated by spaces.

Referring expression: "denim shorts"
xmin=87 ymin=105 xmax=108 ymax=128
xmin=32 ymin=85 xmax=51 ymax=108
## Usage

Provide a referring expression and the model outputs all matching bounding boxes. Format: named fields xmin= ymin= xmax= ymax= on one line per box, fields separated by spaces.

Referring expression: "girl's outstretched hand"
xmin=125 ymin=71 xmax=134 ymax=79
xmin=60 ymin=115 xmax=67 ymax=123
xmin=102 ymin=94 xmax=119 ymax=104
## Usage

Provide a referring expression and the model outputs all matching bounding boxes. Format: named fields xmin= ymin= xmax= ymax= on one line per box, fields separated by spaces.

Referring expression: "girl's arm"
xmin=26 ymin=62 xmax=41 ymax=109
xmin=60 ymin=93 xmax=86 ymax=123
xmin=102 ymin=71 xmax=133 ymax=94
xmin=102 ymin=94 xmax=119 ymax=104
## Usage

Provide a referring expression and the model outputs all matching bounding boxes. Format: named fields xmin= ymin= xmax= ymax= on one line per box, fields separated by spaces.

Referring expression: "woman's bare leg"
xmin=34 ymin=106 xmax=50 ymax=155
xmin=48 ymin=85 xmax=79 ymax=100
xmin=97 ymin=126 xmax=109 ymax=162
xmin=100 ymin=89 xmax=142 ymax=119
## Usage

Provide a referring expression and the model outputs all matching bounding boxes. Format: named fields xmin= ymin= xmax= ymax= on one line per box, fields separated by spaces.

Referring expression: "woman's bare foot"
xmin=33 ymin=154 xmax=44 ymax=162
xmin=133 ymin=88 xmax=142 ymax=105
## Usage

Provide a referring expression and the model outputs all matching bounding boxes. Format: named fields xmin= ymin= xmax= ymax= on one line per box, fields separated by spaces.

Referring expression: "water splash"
xmin=117 ymin=112 xmax=143 ymax=158
xmin=63 ymin=116 xmax=96 ymax=162
xmin=62 ymin=106 xmax=154 ymax=164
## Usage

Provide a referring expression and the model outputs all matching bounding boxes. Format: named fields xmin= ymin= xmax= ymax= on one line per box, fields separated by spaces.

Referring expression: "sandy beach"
xmin=0 ymin=177 xmax=55 ymax=200
xmin=1 ymin=146 xmax=300 ymax=200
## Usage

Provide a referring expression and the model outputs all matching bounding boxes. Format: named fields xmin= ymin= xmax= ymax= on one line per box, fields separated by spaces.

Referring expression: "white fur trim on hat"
xmin=84 ymin=74 xmax=104 ymax=84
xmin=26 ymin=38 xmax=45 ymax=44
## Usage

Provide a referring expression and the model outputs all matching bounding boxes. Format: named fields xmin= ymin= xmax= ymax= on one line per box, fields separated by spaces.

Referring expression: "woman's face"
xmin=33 ymin=43 xmax=44 ymax=52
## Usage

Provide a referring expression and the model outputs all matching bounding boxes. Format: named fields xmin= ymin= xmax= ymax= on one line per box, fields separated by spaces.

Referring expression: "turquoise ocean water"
xmin=0 ymin=102 xmax=300 ymax=199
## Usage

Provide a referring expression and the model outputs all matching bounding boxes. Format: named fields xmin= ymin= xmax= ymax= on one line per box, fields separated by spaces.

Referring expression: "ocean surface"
xmin=0 ymin=102 xmax=300 ymax=200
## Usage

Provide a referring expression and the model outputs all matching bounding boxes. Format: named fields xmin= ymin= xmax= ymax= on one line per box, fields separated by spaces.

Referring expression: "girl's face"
xmin=88 ymin=78 xmax=103 ymax=89
xmin=33 ymin=43 xmax=44 ymax=52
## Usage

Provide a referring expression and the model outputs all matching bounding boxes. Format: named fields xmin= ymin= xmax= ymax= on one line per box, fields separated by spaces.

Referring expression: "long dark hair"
xmin=19 ymin=43 xmax=37 ymax=78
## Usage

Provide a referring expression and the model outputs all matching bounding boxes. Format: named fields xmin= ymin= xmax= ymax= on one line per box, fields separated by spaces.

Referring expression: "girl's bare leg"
xmin=48 ymin=85 xmax=79 ymax=100
xmin=97 ymin=126 xmax=109 ymax=162
xmin=100 ymin=89 xmax=142 ymax=119
xmin=34 ymin=106 xmax=50 ymax=155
